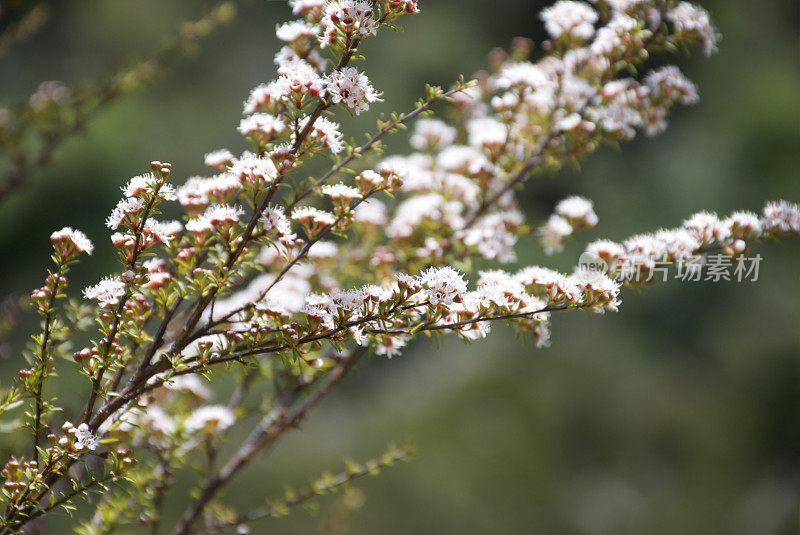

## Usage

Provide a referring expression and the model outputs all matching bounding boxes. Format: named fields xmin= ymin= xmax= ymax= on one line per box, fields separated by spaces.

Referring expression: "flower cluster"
xmin=3 ymin=3 xmax=797 ymax=535
xmin=326 ymin=67 xmax=383 ymax=115
xmin=538 ymin=196 xmax=599 ymax=254
xmin=50 ymin=227 xmax=94 ymax=259
xmin=583 ymin=200 xmax=800 ymax=283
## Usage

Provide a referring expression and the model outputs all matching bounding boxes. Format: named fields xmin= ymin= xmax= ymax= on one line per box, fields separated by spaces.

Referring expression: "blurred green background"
xmin=1 ymin=0 xmax=799 ymax=533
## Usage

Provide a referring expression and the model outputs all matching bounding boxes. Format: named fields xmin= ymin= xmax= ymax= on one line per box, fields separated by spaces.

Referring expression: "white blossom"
xmin=73 ymin=423 xmax=99 ymax=451
xmin=467 ymin=117 xmax=508 ymax=149
xmin=418 ymin=267 xmax=467 ymax=306
xmin=538 ymin=215 xmax=573 ymax=255
xmin=228 ymin=154 xmax=279 ymax=185
xmin=298 ymin=116 xmax=344 ymax=153
xmin=540 ymin=1 xmax=598 ymax=40
xmin=204 ymin=149 xmax=234 ymax=170
xmin=326 ymin=67 xmax=383 ymax=115
xmin=106 ymin=197 xmax=145 ymax=229
xmin=50 ymin=227 xmax=93 ymax=255
xmin=292 ymin=206 xmax=336 ymax=226
xmin=762 ymin=200 xmax=800 ymax=234
xmin=322 ymin=1 xmax=377 ymax=39
xmin=645 ymin=66 xmax=698 ymax=105
xmin=185 ymin=405 xmax=235 ymax=433
xmin=555 ymin=195 xmax=598 ymax=228
xmin=238 ymin=113 xmax=286 ymax=138
xmin=290 ymin=0 xmax=325 ymax=16
xmin=83 ymin=276 xmax=126 ymax=308
xmin=321 ymin=183 xmax=362 ymax=201
xmin=410 ymin=119 xmax=457 ymax=151
xmin=667 ymin=2 xmax=720 ymax=56
xmin=122 ymin=173 xmax=176 ymax=201
xmin=353 ymin=199 xmax=388 ymax=226
xmin=275 ymin=20 xmax=320 ymax=43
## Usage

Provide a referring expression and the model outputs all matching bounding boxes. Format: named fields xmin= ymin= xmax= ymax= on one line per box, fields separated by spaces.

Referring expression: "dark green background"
xmin=1 ymin=1 xmax=799 ymax=533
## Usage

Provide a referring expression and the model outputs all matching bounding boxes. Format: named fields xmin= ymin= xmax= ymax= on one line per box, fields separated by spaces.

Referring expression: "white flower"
xmin=456 ymin=213 xmax=520 ymax=263
xmin=161 ymin=375 xmax=211 ymax=400
xmin=590 ymin=13 xmax=641 ymax=57
xmin=321 ymin=183 xmax=362 ymax=201
xmin=204 ymin=149 xmax=234 ymax=170
xmin=204 ymin=204 xmax=244 ymax=226
xmin=322 ymin=1 xmax=377 ymax=38
xmin=570 ymin=269 xmax=621 ymax=312
xmin=726 ymin=210 xmax=762 ymax=238
xmin=683 ymin=211 xmax=728 ymax=244
xmin=588 ymin=90 xmax=644 ymax=140
xmin=83 ymin=276 xmax=126 ymax=308
xmin=540 ymin=1 xmax=598 ymax=40
xmin=667 ymin=2 xmax=720 ymax=56
xmin=280 ymin=61 xmax=325 ymax=95
xmin=229 ymin=154 xmax=279 ymax=185
xmin=624 ymin=233 xmax=667 ymax=261
xmin=353 ymin=199 xmax=387 ymax=225
xmin=418 ymin=266 xmax=467 ymax=306
xmin=762 ymin=200 xmax=800 ymax=235
xmin=238 ymin=113 xmax=286 ymax=139
xmin=137 ymin=405 xmax=176 ymax=435
xmin=354 ymin=170 xmax=384 ymax=190
xmin=290 ymin=0 xmax=325 ymax=16
xmin=260 ymin=204 xmax=295 ymax=240
xmin=585 ymin=239 xmax=627 ymax=269
xmin=122 ymin=173 xmax=176 ymax=201
xmin=106 ymin=197 xmax=145 ymax=229
xmin=73 ymin=423 xmax=99 ymax=451
xmin=386 ymin=193 xmax=465 ymax=239
xmin=297 ymin=116 xmax=344 ymax=153
xmin=185 ymin=405 xmax=235 ymax=433
xmin=538 ymin=215 xmax=573 ymax=255
xmin=177 ymin=175 xmax=240 ymax=210
xmin=437 ymin=145 xmax=494 ymax=176
xmin=375 ymin=334 xmax=409 ymax=358
xmin=602 ymin=0 xmax=648 ymax=13
xmin=645 ymin=66 xmax=698 ymax=105
xmin=331 ymin=288 xmax=367 ymax=311
xmin=654 ymin=228 xmax=701 ymax=262
xmin=410 ymin=119 xmax=457 ymax=151
xmin=302 ymin=303 xmax=335 ymax=330
xmin=185 ymin=218 xmax=213 ymax=234
xmin=555 ymin=196 xmax=598 ymax=228
xmin=292 ymin=206 xmax=336 ymax=226
xmin=308 ymin=240 xmax=339 ymax=259
xmin=243 ymin=82 xmax=281 ymax=114
xmin=494 ymin=62 xmax=552 ymax=90
xmin=555 ymin=112 xmax=585 ymax=133
xmin=181 ymin=175 xmax=240 ymax=210
xmin=50 ymin=227 xmax=94 ymax=256
xmin=275 ymin=20 xmax=320 ymax=43
xmin=559 ymin=74 xmax=596 ymax=111
xmin=467 ymin=117 xmax=507 ymax=149
xmin=515 ymin=266 xmax=582 ymax=303
xmin=244 ymin=83 xmax=282 ymax=114
xmin=326 ymin=67 xmax=383 ymax=115
xmin=142 ymin=218 xmax=181 ymax=245
xmin=187 ymin=204 xmax=243 ymax=236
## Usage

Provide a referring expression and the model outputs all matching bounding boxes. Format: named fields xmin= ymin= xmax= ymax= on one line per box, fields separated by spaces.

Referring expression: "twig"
xmin=170 ymin=348 xmax=366 ymax=535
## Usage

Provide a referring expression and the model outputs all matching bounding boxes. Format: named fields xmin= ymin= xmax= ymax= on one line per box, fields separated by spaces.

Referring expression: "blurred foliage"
xmin=0 ymin=0 xmax=798 ymax=533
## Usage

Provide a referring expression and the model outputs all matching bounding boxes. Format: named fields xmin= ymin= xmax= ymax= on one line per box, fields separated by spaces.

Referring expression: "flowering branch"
xmin=2 ymin=1 xmax=797 ymax=533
